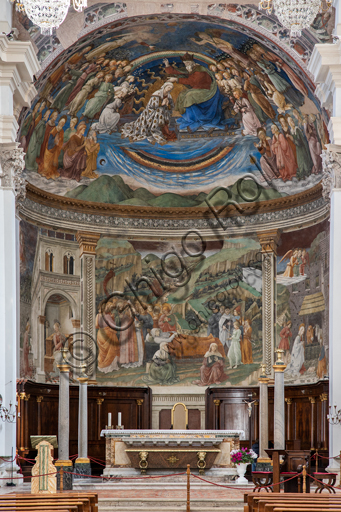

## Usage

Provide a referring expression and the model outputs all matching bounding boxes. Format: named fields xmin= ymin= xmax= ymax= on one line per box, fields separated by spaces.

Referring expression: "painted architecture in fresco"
xmin=276 ymin=221 xmax=329 ymax=384
xmin=94 ymin=237 xmax=263 ymax=387
xmin=19 ymin=18 xmax=329 ymax=207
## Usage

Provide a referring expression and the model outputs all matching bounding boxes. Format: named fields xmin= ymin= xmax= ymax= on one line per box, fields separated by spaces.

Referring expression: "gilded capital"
xmin=257 ymin=229 xmax=281 ymax=254
xmin=136 ymin=399 xmax=144 ymax=406
xmin=213 ymin=399 xmax=221 ymax=406
xmin=309 ymin=397 xmax=316 ymax=404
xmin=96 ymin=398 xmax=104 ymax=405
xmin=285 ymin=398 xmax=293 ymax=405
xmin=320 ymin=393 xmax=328 ymax=402
xmin=76 ymin=232 xmax=101 ymax=256
xmin=36 ymin=396 xmax=43 ymax=403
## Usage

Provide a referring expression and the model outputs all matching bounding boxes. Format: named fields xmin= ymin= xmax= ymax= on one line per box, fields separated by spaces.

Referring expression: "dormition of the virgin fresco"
xmin=94 ymin=237 xmax=263 ymax=387
xmin=19 ymin=17 xmax=329 ymax=208
xmin=276 ymin=221 xmax=329 ymax=385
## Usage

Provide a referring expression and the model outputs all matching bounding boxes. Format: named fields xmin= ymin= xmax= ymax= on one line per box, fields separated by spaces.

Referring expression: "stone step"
xmin=99 ymin=508 xmax=244 ymax=512
xmin=98 ymin=498 xmax=244 ymax=508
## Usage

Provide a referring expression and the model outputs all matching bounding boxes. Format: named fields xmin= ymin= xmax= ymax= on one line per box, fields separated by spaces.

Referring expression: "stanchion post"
xmin=187 ymin=464 xmax=190 ymax=512
xmin=302 ymin=465 xmax=306 ymax=494
xmin=60 ymin=466 xmax=64 ymax=492
xmin=315 ymin=449 xmax=318 ymax=474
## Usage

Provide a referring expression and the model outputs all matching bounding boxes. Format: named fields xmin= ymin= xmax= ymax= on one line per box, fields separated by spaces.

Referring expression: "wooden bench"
xmin=264 ymin=503 xmax=341 ymax=512
xmin=252 ymin=472 xmax=273 ymax=492
xmin=258 ymin=499 xmax=341 ymax=512
xmin=313 ymin=473 xmax=338 ymax=493
xmin=0 ymin=493 xmax=98 ymax=512
xmin=244 ymin=492 xmax=341 ymax=512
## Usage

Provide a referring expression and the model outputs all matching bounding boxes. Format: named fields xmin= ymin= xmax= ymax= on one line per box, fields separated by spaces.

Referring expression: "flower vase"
xmin=236 ymin=462 xmax=249 ymax=484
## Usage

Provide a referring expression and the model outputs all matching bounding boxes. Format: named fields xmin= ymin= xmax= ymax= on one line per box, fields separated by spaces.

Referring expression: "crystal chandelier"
xmin=259 ymin=0 xmax=332 ymax=37
xmin=10 ymin=0 xmax=87 ymax=34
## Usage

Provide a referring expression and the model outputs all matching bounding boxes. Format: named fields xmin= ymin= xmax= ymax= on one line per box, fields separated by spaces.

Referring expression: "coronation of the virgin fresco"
xmin=19 ymin=16 xmax=329 ymax=207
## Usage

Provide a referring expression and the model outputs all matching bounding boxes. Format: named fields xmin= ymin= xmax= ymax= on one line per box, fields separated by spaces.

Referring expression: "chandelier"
xmin=259 ymin=0 xmax=332 ymax=37
xmin=327 ymin=405 xmax=341 ymax=425
xmin=10 ymin=0 xmax=87 ymax=35
xmin=0 ymin=395 xmax=17 ymax=423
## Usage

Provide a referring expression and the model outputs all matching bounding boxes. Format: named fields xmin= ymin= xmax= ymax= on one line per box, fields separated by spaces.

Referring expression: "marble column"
xmin=76 ymin=232 xmax=101 ymax=381
xmin=55 ymin=350 xmax=73 ymax=490
xmin=258 ymin=231 xmax=281 ymax=377
xmin=273 ymin=350 xmax=286 ymax=450
xmin=258 ymin=365 xmax=270 ymax=459
xmin=74 ymin=365 xmax=91 ymax=477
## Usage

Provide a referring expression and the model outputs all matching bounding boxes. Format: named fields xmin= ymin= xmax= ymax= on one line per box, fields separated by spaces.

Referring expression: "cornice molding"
xmin=25 ymin=182 xmax=324 ymax=220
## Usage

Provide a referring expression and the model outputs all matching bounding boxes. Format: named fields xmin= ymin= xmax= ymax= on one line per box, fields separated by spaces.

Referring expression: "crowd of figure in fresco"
xmin=92 ymin=299 xmax=256 ymax=386
xmin=19 ymin=33 xmax=328 ymax=184
xmin=279 ymin=321 xmax=327 ymax=380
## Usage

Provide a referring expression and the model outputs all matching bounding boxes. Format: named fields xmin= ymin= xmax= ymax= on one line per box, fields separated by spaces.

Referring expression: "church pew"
xmin=0 ymin=493 xmax=97 ymax=512
xmin=0 ymin=506 xmax=78 ymax=512
xmin=260 ymin=501 xmax=341 ymax=512
xmin=245 ymin=493 xmax=341 ymax=512
xmin=264 ymin=504 xmax=341 ymax=512
xmin=0 ymin=501 xmax=83 ymax=511
xmin=271 ymin=509 xmax=341 ymax=512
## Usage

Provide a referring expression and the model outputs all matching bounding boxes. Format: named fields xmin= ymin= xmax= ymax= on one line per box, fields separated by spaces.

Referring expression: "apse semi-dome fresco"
xmin=19 ymin=15 xmax=329 ymax=208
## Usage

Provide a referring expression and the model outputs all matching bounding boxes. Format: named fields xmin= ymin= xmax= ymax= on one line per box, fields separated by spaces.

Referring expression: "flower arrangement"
xmin=230 ymin=448 xmax=258 ymax=465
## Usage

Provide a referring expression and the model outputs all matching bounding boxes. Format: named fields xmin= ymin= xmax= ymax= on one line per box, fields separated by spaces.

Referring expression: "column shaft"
xmin=78 ymin=382 xmax=88 ymax=458
xmin=57 ymin=366 xmax=70 ymax=461
xmin=259 ymin=379 xmax=269 ymax=458
xmin=274 ymin=369 xmax=286 ymax=450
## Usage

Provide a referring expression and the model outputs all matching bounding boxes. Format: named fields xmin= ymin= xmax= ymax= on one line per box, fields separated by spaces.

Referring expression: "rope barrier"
xmin=308 ymin=472 xmax=341 ymax=491
xmin=64 ymin=470 xmax=187 ymax=480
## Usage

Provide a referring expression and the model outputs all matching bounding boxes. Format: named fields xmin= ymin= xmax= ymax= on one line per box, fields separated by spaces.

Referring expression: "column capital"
xmin=257 ymin=230 xmax=281 ymax=254
xmin=76 ymin=232 xmax=101 ymax=256
xmin=321 ymin=147 xmax=341 ymax=201
xmin=320 ymin=393 xmax=328 ymax=401
xmin=309 ymin=397 xmax=316 ymax=404
xmin=71 ymin=319 xmax=81 ymax=329
xmin=96 ymin=398 xmax=104 ymax=405
xmin=213 ymin=399 xmax=221 ymax=406
xmin=0 ymin=147 xmax=26 ymax=201
xmin=285 ymin=398 xmax=293 ymax=405
xmin=36 ymin=396 xmax=43 ymax=403
xmin=136 ymin=399 xmax=144 ymax=406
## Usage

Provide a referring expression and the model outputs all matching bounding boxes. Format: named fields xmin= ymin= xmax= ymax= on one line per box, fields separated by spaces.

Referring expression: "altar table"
xmin=101 ymin=429 xmax=244 ymax=476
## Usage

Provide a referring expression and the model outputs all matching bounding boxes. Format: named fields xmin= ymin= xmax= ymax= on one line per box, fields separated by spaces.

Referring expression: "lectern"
xmin=265 ymin=449 xmax=287 ymax=493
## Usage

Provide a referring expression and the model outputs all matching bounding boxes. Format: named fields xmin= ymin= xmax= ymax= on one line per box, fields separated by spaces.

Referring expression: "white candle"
xmin=108 ymin=413 xmax=112 ymax=427
xmin=118 ymin=412 xmax=122 ymax=426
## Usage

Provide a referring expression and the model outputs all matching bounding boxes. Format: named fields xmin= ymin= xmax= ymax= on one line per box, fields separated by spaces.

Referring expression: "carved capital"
xmin=320 ymin=393 xmax=328 ymax=402
xmin=96 ymin=398 xmax=104 ymax=405
xmin=257 ymin=229 xmax=281 ymax=254
xmin=0 ymin=148 xmax=26 ymax=201
xmin=213 ymin=399 xmax=221 ymax=406
xmin=309 ymin=397 xmax=316 ymax=404
xmin=136 ymin=399 xmax=144 ymax=406
xmin=24 ymin=394 xmax=30 ymax=401
xmin=76 ymin=232 xmax=101 ymax=256
xmin=321 ymin=148 xmax=341 ymax=201
xmin=285 ymin=398 xmax=293 ymax=405
xmin=36 ymin=396 xmax=43 ymax=403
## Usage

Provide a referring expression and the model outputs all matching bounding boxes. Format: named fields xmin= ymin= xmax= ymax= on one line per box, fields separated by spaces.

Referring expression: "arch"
xmin=42 ymin=289 xmax=78 ymax=319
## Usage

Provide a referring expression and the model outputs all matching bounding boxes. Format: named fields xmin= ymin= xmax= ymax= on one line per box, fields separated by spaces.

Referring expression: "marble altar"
xmin=101 ymin=429 xmax=244 ymax=477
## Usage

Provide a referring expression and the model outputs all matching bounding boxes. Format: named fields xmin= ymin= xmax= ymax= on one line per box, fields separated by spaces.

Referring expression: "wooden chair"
xmin=313 ymin=473 xmax=338 ymax=493
xmin=252 ymin=471 xmax=273 ymax=492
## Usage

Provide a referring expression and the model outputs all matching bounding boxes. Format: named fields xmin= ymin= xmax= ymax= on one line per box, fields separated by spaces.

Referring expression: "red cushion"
xmin=314 ymin=472 xmax=338 ymax=476
xmin=281 ymin=472 xmax=298 ymax=475
xmin=253 ymin=471 xmax=272 ymax=474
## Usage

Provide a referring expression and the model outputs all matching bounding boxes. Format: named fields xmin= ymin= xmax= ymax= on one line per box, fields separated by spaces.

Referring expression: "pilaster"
xmin=76 ymin=232 xmax=100 ymax=381
xmin=321 ymin=146 xmax=341 ymax=470
xmin=258 ymin=365 xmax=270 ymax=459
xmin=258 ymin=230 xmax=281 ymax=377
xmin=273 ymin=350 xmax=286 ymax=451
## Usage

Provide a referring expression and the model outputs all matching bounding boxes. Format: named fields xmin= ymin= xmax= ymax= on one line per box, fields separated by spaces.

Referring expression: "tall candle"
xmin=118 ymin=412 xmax=122 ymax=426
xmin=108 ymin=412 xmax=112 ymax=427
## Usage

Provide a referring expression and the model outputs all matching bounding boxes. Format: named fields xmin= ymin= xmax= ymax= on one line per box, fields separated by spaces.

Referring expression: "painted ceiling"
xmin=19 ymin=14 xmax=329 ymax=210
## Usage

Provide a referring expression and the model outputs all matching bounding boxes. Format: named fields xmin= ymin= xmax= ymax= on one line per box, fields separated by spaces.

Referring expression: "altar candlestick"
xmin=108 ymin=413 xmax=112 ymax=427
xmin=118 ymin=412 xmax=122 ymax=426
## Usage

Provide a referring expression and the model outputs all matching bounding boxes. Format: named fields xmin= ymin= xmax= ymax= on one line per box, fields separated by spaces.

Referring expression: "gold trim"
xmin=97 ymin=398 xmax=104 ymax=405
xmin=24 ymin=394 xmax=30 ymax=401
xmin=75 ymin=458 xmax=90 ymax=463
xmin=171 ymin=402 xmax=188 ymax=429
xmin=125 ymin=449 xmax=220 ymax=453
xmin=57 ymin=364 xmax=70 ymax=372
xmin=55 ymin=460 xmax=73 ymax=466
xmin=36 ymin=396 xmax=43 ymax=403
xmin=273 ymin=364 xmax=287 ymax=372
xmin=136 ymin=399 xmax=144 ymax=406
xmin=24 ymin=181 xmax=324 ymax=220
xmin=285 ymin=398 xmax=293 ymax=405
xmin=259 ymin=377 xmax=270 ymax=383
xmin=77 ymin=377 xmax=89 ymax=383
